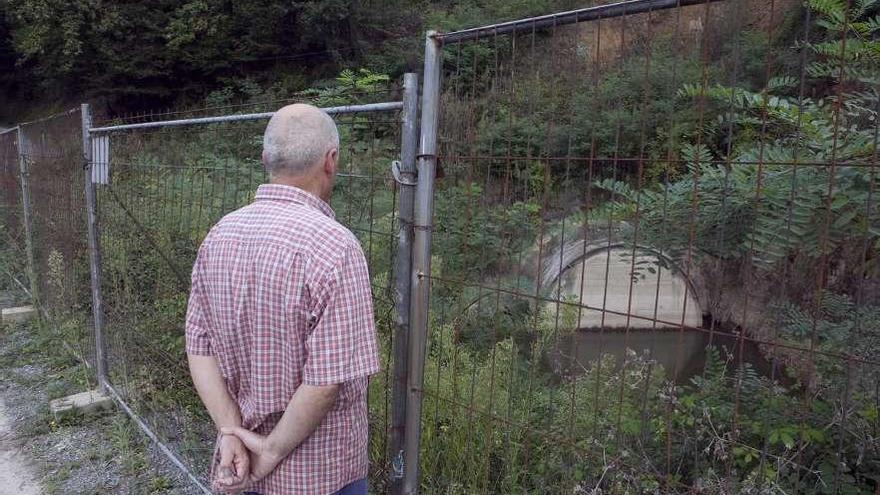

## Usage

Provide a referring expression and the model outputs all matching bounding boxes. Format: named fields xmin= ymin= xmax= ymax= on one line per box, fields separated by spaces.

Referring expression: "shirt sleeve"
xmin=185 ymin=248 xmax=214 ymax=356
xmin=303 ymin=242 xmax=380 ymax=386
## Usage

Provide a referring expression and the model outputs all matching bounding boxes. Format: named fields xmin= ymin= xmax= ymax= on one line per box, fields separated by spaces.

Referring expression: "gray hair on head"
xmin=262 ymin=104 xmax=339 ymax=177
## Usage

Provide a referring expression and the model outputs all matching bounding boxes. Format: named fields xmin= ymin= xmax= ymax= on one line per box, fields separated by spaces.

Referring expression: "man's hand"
xmin=219 ymin=383 xmax=339 ymax=483
xmin=213 ymin=433 xmax=251 ymax=493
xmin=221 ymin=426 xmax=285 ymax=482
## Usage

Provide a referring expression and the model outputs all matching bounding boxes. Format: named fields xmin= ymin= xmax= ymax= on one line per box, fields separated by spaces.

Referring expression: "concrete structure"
xmin=543 ymin=243 xmax=702 ymax=329
xmin=1 ymin=306 xmax=37 ymax=323
xmin=49 ymin=389 xmax=113 ymax=417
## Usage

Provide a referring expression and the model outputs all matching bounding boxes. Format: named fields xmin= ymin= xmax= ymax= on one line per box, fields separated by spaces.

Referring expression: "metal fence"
xmin=82 ymin=88 xmax=419 ymax=491
xmin=0 ymin=81 xmax=420 ymax=491
xmin=405 ymin=0 xmax=880 ymax=493
xmin=0 ymin=127 xmax=25 ymax=292
xmin=0 ymin=111 xmax=98 ymax=371
xmin=0 ymin=0 xmax=878 ymax=494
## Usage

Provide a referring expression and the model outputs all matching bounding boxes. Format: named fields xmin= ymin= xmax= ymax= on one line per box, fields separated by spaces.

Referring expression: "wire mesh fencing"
xmin=15 ymin=109 xmax=98 ymax=374
xmin=0 ymin=128 xmax=26 ymax=293
xmin=413 ymin=0 xmax=879 ymax=493
xmin=88 ymin=91 xmax=411 ymax=491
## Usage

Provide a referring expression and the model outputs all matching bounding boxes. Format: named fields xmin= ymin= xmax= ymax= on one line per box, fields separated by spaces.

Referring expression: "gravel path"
xmin=0 ymin=400 xmax=41 ymax=495
xmin=0 ymin=315 xmax=205 ymax=494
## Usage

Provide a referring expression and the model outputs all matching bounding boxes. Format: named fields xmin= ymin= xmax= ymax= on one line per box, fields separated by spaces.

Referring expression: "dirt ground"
xmin=0 ymin=313 xmax=204 ymax=495
xmin=0 ymin=399 xmax=41 ymax=494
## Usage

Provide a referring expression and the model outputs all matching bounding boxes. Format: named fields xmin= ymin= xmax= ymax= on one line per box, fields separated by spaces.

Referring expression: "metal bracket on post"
xmin=81 ymin=104 xmax=108 ymax=387
xmin=15 ymin=126 xmax=40 ymax=305
xmin=390 ymin=72 xmax=420 ymax=495
xmin=402 ymin=34 xmax=442 ymax=495
xmin=391 ymin=160 xmax=418 ymax=187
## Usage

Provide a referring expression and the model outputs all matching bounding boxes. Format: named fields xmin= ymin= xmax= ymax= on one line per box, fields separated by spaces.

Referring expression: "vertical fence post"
xmin=81 ymin=104 xmax=108 ymax=386
xmin=403 ymin=32 xmax=442 ymax=495
xmin=15 ymin=126 xmax=39 ymax=304
xmin=15 ymin=126 xmax=40 ymax=308
xmin=390 ymin=72 xmax=420 ymax=494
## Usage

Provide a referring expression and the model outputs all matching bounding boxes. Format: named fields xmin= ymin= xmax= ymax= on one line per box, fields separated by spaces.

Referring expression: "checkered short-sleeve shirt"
xmin=185 ymin=184 xmax=380 ymax=495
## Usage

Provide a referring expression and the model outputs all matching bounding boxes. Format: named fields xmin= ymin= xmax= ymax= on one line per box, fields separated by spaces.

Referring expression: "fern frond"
xmin=767 ymin=76 xmax=799 ymax=91
xmin=809 ymin=0 xmax=847 ymax=24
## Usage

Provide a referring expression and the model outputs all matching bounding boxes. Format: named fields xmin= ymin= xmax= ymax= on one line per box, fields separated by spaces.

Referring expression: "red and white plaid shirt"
xmin=185 ymin=184 xmax=380 ymax=495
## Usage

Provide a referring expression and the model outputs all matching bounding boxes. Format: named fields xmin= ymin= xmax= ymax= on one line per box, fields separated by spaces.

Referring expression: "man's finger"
xmin=233 ymin=448 xmax=250 ymax=480
xmin=212 ymin=467 xmax=244 ymax=493
xmin=220 ymin=426 xmax=265 ymax=453
xmin=218 ymin=466 xmax=235 ymax=484
xmin=216 ymin=439 xmax=235 ymax=485
xmin=217 ymin=477 xmax=251 ymax=493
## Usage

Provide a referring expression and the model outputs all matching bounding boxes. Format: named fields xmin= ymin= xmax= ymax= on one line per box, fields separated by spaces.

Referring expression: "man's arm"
xmin=186 ymin=248 xmax=250 ymax=492
xmin=222 ymin=383 xmax=339 ymax=480
xmin=188 ymin=354 xmax=252 ymax=492
xmin=261 ymin=382 xmax=339 ymax=456
xmin=187 ymin=354 xmax=241 ymax=429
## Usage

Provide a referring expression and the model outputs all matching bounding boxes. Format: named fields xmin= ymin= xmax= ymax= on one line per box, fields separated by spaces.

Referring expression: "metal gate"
xmin=82 ymin=81 xmax=419 ymax=492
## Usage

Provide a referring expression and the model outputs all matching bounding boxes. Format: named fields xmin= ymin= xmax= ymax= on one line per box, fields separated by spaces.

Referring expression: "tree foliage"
xmin=598 ymin=0 xmax=880 ymax=286
xmin=0 ymin=0 xmax=584 ymax=118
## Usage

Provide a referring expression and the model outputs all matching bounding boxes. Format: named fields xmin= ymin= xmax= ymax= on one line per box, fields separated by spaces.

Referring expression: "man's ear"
xmin=324 ymin=148 xmax=338 ymax=177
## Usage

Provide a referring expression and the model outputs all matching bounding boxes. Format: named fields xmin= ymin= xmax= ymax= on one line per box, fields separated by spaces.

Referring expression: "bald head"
xmin=262 ymin=104 xmax=339 ymax=178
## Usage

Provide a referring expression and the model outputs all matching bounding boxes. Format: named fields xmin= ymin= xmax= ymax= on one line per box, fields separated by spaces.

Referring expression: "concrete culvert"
xmin=542 ymin=242 xmax=703 ymax=330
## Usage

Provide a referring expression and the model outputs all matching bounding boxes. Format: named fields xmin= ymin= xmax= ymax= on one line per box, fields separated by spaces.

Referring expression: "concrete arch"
xmin=542 ymin=241 xmax=703 ymax=330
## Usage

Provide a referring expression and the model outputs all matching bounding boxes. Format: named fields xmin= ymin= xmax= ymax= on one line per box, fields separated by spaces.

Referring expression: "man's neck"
xmin=269 ymin=175 xmax=328 ymax=202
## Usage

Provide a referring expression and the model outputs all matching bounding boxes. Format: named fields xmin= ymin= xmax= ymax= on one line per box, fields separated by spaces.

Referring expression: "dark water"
xmin=548 ymin=321 xmax=784 ymax=383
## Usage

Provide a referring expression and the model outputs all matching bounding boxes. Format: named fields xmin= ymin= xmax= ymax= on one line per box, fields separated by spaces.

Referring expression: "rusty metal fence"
xmin=403 ymin=0 xmax=880 ymax=493
xmin=0 ymin=111 xmax=97 ymax=373
xmin=0 ymin=127 xmax=25 ymax=292
xmin=22 ymin=109 xmax=96 ymax=369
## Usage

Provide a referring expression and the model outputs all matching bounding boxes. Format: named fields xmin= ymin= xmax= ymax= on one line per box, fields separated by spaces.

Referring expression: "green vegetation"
xmin=0 ymin=0 xmax=877 ymax=494
xmin=415 ymin=0 xmax=880 ymax=492
xmin=0 ymin=0 xmax=585 ymax=120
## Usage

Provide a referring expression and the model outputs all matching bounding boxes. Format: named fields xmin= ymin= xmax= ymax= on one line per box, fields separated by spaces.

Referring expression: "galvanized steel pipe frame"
xmin=89 ymin=101 xmax=405 ymax=133
xmin=390 ymin=73 xmax=420 ymax=494
xmin=100 ymin=378 xmax=213 ymax=494
xmin=83 ymin=88 xmax=418 ymax=492
xmin=403 ymin=32 xmax=441 ymax=495
xmin=434 ymin=0 xmax=726 ymax=44
xmin=81 ymin=103 xmax=109 ymax=385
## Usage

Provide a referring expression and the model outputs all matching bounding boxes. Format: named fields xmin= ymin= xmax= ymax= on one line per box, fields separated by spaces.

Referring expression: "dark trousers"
xmin=244 ymin=477 xmax=367 ymax=495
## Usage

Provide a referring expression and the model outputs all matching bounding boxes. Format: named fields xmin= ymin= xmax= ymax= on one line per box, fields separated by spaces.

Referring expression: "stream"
xmin=548 ymin=319 xmax=784 ymax=383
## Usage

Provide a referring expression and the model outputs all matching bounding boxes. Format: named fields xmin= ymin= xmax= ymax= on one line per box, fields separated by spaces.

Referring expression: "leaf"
xmin=780 ymin=431 xmax=795 ymax=449
xmin=833 ymin=208 xmax=859 ymax=229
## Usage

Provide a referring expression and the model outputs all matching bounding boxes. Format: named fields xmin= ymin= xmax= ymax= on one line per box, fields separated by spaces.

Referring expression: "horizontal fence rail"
xmin=435 ymin=0 xmax=726 ymax=43
xmin=89 ymin=101 xmax=405 ymax=133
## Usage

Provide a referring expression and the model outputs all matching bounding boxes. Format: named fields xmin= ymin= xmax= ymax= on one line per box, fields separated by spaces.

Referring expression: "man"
xmin=185 ymin=104 xmax=380 ymax=495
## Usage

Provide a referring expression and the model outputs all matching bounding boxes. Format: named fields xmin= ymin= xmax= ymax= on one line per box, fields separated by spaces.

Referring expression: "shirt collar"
xmin=254 ymin=184 xmax=335 ymax=219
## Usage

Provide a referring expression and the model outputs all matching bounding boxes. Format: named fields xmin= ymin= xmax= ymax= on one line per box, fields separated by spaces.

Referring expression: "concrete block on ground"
xmin=49 ymin=388 xmax=113 ymax=417
xmin=1 ymin=306 xmax=37 ymax=323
